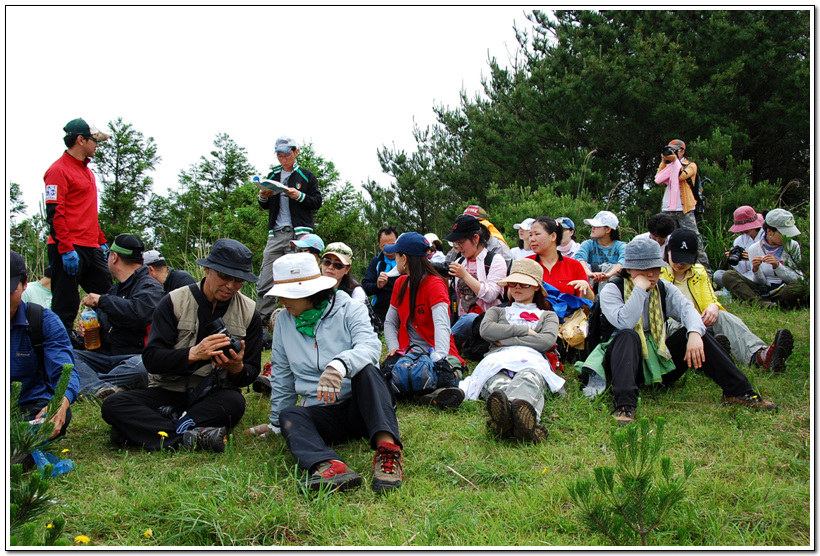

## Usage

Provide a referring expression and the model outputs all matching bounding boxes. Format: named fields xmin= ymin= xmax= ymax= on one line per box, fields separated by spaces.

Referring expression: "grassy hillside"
xmin=30 ymin=300 xmax=811 ymax=546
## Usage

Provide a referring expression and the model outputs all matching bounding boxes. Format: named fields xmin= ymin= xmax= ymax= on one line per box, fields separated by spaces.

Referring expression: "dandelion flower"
xmin=46 ymin=524 xmax=54 ymax=529
xmin=158 ymin=431 xmax=168 ymax=438
xmin=75 ymin=535 xmax=90 ymax=544
xmin=61 ymin=448 xmax=70 ymax=453
xmin=143 ymin=528 xmax=153 ymax=539
xmin=541 ymin=468 xmax=548 ymax=474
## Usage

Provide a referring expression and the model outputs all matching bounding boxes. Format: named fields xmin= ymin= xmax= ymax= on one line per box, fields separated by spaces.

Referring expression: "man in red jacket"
xmin=44 ymin=118 xmax=113 ymax=334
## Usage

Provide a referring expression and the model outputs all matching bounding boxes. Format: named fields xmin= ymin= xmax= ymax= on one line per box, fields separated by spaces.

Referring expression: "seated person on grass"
xmin=577 ymin=236 xmax=778 ymax=426
xmin=574 ymin=210 xmax=626 ymax=288
xmin=247 ymin=253 xmax=403 ymax=494
xmin=101 ymin=239 xmax=263 ymax=453
xmin=10 ymin=250 xmax=80 ymax=440
xmin=662 ymin=228 xmax=794 ymax=372
xmin=460 ymin=258 xmax=565 ymax=444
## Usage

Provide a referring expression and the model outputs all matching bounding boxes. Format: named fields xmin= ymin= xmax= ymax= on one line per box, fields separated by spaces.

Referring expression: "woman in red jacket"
xmin=528 ymin=216 xmax=594 ymax=301
xmin=382 ymin=232 xmax=465 ymax=410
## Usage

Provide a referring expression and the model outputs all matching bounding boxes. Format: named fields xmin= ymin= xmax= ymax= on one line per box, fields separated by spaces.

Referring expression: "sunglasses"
xmin=506 ymin=282 xmax=533 ymax=289
xmin=321 ymin=258 xmax=346 ymax=270
xmin=215 ymin=270 xmax=245 ymax=284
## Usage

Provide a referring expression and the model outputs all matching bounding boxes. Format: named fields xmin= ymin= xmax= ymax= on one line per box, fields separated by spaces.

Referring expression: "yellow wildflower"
xmin=74 ymin=535 xmax=90 ymax=544
xmin=61 ymin=448 xmax=70 ymax=453
xmin=46 ymin=523 xmax=54 ymax=529
xmin=143 ymin=528 xmax=153 ymax=539
xmin=158 ymin=431 xmax=168 ymax=438
xmin=541 ymin=468 xmax=548 ymax=474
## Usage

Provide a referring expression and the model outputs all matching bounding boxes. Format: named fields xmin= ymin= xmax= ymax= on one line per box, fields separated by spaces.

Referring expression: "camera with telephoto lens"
xmin=430 ymin=261 xmax=451 ymax=277
xmin=203 ymin=318 xmax=243 ymax=357
xmin=727 ymin=245 xmax=745 ymax=266
xmin=662 ymin=145 xmax=679 ymax=157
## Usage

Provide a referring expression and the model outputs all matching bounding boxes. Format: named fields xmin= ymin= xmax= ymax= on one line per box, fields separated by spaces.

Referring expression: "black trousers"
xmin=100 ymin=387 xmax=246 ymax=449
xmin=48 ymin=243 xmax=112 ymax=333
xmin=605 ymin=327 xmax=754 ymax=408
xmin=281 ymin=364 xmax=402 ymax=472
xmin=19 ymin=398 xmax=72 ymax=439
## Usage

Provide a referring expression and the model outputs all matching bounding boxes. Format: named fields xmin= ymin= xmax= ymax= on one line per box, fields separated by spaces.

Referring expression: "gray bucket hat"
xmin=196 ymin=239 xmax=258 ymax=282
xmin=623 ymin=236 xmax=666 ymax=270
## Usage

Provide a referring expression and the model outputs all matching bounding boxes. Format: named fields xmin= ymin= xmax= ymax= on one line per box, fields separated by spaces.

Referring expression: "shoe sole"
xmin=486 ymin=391 xmax=512 ymax=437
xmin=510 ymin=399 xmax=538 ymax=442
xmin=252 ymin=376 xmax=272 ymax=394
xmin=307 ymin=472 xmax=362 ymax=492
xmin=422 ymin=387 xmax=464 ymax=410
xmin=723 ymin=397 xmax=779 ymax=411
xmin=769 ymin=329 xmax=794 ymax=373
xmin=372 ymin=477 xmax=402 ymax=494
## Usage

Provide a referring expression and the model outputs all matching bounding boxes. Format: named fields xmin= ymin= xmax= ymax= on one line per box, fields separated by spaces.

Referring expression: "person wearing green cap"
xmin=44 ymin=118 xmax=113 ymax=334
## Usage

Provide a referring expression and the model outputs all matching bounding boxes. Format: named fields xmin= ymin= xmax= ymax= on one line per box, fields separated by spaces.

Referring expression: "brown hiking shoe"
xmin=723 ymin=392 xmax=778 ymax=411
xmin=510 ymin=398 xmax=544 ymax=443
xmin=182 ymin=427 xmax=228 ymax=452
xmin=306 ymin=460 xmax=362 ymax=492
xmin=613 ymin=406 xmax=636 ymax=426
xmin=756 ymin=328 xmax=794 ymax=373
xmin=486 ymin=390 xmax=513 ymax=438
xmin=372 ymin=441 xmax=403 ymax=494
xmin=419 ymin=387 xmax=464 ymax=410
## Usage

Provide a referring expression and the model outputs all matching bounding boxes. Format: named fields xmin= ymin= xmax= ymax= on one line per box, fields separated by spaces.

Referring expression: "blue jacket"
xmin=269 ymin=290 xmax=381 ymax=428
xmin=11 ymin=300 xmax=80 ymax=405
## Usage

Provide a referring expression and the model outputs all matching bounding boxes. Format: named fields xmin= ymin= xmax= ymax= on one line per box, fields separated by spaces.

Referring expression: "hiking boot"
xmin=306 ymin=460 xmax=362 ymax=492
xmin=253 ymin=362 xmax=272 ymax=394
xmin=758 ymin=300 xmax=778 ymax=309
xmin=714 ymin=333 xmax=732 ymax=357
xmin=95 ymin=384 xmax=125 ymax=400
xmin=532 ymin=424 xmax=549 ymax=443
xmin=372 ymin=441 xmax=403 ymax=494
xmin=419 ymin=387 xmax=464 ymax=410
xmin=486 ymin=390 xmax=513 ymax=438
xmin=510 ymin=398 xmax=542 ymax=442
xmin=613 ymin=405 xmax=636 ymax=426
xmin=182 ymin=427 xmax=228 ymax=452
xmin=755 ymin=328 xmax=794 ymax=373
xmin=723 ymin=392 xmax=778 ymax=411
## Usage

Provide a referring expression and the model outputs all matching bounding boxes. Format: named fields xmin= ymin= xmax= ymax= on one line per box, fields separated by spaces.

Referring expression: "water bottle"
xmin=81 ymin=307 xmax=101 ymax=350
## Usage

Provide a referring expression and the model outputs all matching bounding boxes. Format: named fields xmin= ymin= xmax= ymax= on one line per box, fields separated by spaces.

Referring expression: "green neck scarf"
xmin=294 ymin=299 xmax=328 ymax=338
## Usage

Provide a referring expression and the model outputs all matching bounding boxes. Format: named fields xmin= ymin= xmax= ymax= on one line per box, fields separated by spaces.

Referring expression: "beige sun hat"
xmin=497 ymin=258 xmax=547 ymax=296
xmin=265 ymin=253 xmax=337 ymax=299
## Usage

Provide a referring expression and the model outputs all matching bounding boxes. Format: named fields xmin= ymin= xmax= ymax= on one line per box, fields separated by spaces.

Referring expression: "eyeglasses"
xmin=506 ymin=282 xmax=533 ymax=289
xmin=321 ymin=258 xmax=346 ymax=270
xmin=276 ymin=150 xmax=294 ymax=159
xmin=83 ymin=135 xmax=98 ymax=144
xmin=215 ymin=270 xmax=245 ymax=284
xmin=454 ymin=239 xmax=470 ymax=248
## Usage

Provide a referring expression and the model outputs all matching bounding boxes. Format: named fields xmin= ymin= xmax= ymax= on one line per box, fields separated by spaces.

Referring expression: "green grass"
xmin=33 ymin=301 xmax=810 ymax=547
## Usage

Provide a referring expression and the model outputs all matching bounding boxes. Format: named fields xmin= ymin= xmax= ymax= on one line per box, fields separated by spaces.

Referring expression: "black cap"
xmin=110 ymin=234 xmax=145 ymax=261
xmin=10 ymin=250 xmax=27 ymax=294
xmin=444 ymin=214 xmax=482 ymax=242
xmin=667 ymin=228 xmax=698 ymax=265
xmin=196 ymin=239 xmax=258 ymax=283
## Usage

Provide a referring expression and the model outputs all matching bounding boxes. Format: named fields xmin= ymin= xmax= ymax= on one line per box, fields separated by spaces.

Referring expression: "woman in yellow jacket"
xmin=662 ymin=229 xmax=793 ymax=372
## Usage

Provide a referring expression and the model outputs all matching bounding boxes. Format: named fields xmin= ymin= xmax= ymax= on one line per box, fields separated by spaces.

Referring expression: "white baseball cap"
xmin=584 ymin=210 xmax=619 ymax=230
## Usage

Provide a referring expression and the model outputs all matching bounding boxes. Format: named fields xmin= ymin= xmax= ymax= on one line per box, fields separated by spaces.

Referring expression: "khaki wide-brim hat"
xmin=497 ymin=258 xmax=547 ymax=296
xmin=265 ymin=253 xmax=337 ymax=299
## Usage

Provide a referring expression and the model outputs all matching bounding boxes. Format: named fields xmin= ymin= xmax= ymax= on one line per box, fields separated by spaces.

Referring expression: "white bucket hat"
xmin=265 ymin=253 xmax=337 ymax=299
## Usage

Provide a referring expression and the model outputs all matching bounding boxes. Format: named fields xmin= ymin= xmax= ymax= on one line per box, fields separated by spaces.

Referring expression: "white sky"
xmin=6 ymin=5 xmax=534 ymax=219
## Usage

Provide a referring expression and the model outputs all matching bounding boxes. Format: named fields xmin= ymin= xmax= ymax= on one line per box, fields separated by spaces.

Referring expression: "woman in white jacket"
xmin=459 ymin=258 xmax=564 ymax=444
xmin=246 ymin=253 xmax=403 ymax=494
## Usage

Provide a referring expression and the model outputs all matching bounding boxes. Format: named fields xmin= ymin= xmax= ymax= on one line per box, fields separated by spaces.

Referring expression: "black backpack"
xmin=25 ymin=303 xmax=51 ymax=395
xmin=584 ymin=278 xmax=667 ymax=355
xmin=683 ymin=162 xmax=710 ymax=216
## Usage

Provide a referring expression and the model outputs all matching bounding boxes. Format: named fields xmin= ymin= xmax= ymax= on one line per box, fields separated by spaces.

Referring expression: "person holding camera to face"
xmin=654 ymin=139 xmax=710 ymax=273
xmin=101 ymin=239 xmax=263 ymax=453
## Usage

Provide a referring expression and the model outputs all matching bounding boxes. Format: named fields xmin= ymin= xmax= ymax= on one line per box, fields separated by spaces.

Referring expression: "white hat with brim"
xmin=513 ymin=218 xmax=536 ymax=231
xmin=765 ymin=208 xmax=801 ymax=237
xmin=265 ymin=253 xmax=337 ymax=299
xmin=584 ymin=210 xmax=619 ymax=230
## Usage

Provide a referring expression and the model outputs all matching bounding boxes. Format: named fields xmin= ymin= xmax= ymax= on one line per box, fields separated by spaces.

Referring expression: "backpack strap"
xmin=25 ymin=303 xmax=50 ymax=392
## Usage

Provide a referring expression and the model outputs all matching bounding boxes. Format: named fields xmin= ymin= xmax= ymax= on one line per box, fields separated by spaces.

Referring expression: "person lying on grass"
xmin=577 ymin=236 xmax=778 ymax=426
xmin=661 ymin=228 xmax=793 ymax=373
xmin=246 ymin=253 xmax=403 ymax=494
xmin=459 ymin=258 xmax=565 ymax=444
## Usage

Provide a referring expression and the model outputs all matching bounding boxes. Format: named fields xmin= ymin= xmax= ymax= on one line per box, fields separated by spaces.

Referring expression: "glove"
xmin=62 ymin=250 xmax=80 ymax=276
xmin=317 ymin=366 xmax=344 ymax=404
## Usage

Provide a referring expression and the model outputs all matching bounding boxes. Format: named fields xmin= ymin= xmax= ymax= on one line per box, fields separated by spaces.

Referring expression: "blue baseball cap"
xmin=382 ymin=232 xmax=431 ymax=257
xmin=290 ymin=233 xmax=325 ymax=252
xmin=556 ymin=217 xmax=576 ymax=230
